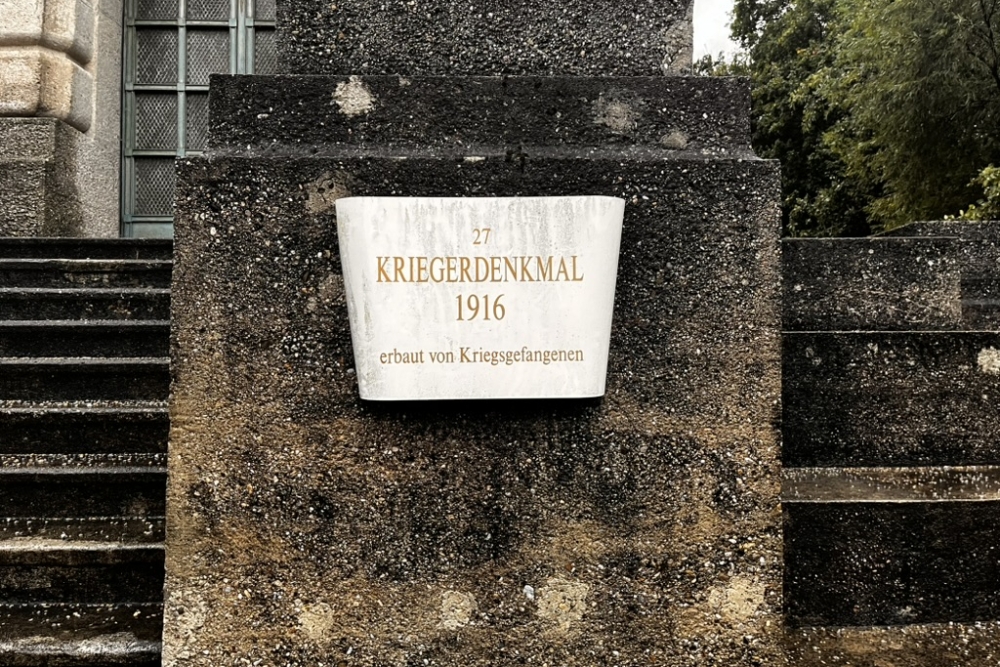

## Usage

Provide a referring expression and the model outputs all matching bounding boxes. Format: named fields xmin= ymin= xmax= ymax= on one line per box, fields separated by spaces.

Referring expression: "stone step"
xmin=784 ymin=466 xmax=1000 ymax=627
xmin=0 ymin=288 xmax=171 ymax=321
xmin=0 ymin=542 xmax=164 ymax=604
xmin=787 ymin=623 xmax=1000 ymax=667
xmin=0 ymin=466 xmax=166 ymax=518
xmin=0 ymin=602 xmax=161 ymax=667
xmin=963 ymin=276 xmax=1000 ymax=330
xmin=0 ymin=259 xmax=172 ymax=289
xmin=783 ymin=331 xmax=1000 ymax=467
xmin=0 ymin=321 xmax=169 ymax=357
xmin=783 ymin=237 xmax=964 ymax=332
xmin=0 ymin=517 xmax=164 ymax=543
xmin=0 ymin=406 xmax=168 ymax=455
xmin=0 ymin=238 xmax=173 ymax=261
xmin=0 ymin=358 xmax=169 ymax=402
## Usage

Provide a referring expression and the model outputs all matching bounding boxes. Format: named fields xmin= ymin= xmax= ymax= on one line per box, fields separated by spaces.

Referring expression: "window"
xmin=122 ymin=0 xmax=277 ymax=237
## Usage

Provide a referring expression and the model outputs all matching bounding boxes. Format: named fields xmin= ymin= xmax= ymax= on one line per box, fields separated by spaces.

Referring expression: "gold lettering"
xmin=537 ymin=256 xmax=553 ymax=281
xmin=518 ymin=256 xmax=535 ymax=281
xmin=393 ymin=256 xmax=406 ymax=282
xmin=491 ymin=256 xmax=503 ymax=282
xmin=416 ymin=256 xmax=429 ymax=283
xmin=429 ymin=257 xmax=445 ymax=282
xmin=556 ymin=257 xmax=570 ymax=281
xmin=460 ymin=257 xmax=472 ymax=283
xmin=504 ymin=256 xmax=519 ymax=281
xmin=377 ymin=257 xmax=391 ymax=282
xmin=446 ymin=257 xmax=458 ymax=283
xmin=571 ymin=256 xmax=584 ymax=281
xmin=475 ymin=257 xmax=490 ymax=282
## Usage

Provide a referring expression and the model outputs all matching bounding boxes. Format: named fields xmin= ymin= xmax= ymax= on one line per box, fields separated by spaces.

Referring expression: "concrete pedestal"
xmin=164 ymin=75 xmax=783 ymax=666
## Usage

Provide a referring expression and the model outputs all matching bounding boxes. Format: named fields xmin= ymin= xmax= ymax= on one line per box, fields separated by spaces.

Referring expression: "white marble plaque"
xmin=335 ymin=196 xmax=625 ymax=400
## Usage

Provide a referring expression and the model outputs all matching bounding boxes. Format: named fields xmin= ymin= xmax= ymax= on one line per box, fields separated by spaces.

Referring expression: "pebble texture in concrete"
xmin=782 ymin=237 xmax=964 ymax=331
xmin=166 ymin=77 xmax=783 ymax=666
xmin=0 ymin=118 xmax=82 ymax=237
xmin=783 ymin=331 xmax=1000 ymax=466
xmin=276 ymin=0 xmax=693 ymax=76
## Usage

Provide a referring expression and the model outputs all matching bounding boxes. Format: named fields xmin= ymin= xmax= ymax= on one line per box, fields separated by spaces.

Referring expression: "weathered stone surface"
xmin=784 ymin=331 xmax=1000 ymax=466
xmin=785 ymin=500 xmax=1000 ymax=626
xmin=276 ymin=0 xmax=693 ymax=77
xmin=782 ymin=238 xmax=963 ymax=331
xmin=166 ymin=76 xmax=782 ymax=667
xmin=886 ymin=221 xmax=1000 ymax=276
xmin=885 ymin=221 xmax=1000 ymax=329
xmin=208 ymin=75 xmax=751 ymax=155
xmin=786 ymin=623 xmax=1000 ymax=667
xmin=0 ymin=49 xmax=93 ymax=132
xmin=0 ymin=118 xmax=83 ymax=237
xmin=0 ymin=0 xmax=122 ymax=236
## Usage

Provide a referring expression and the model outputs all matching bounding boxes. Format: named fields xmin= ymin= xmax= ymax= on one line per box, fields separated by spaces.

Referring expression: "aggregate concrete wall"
xmin=782 ymin=226 xmax=1000 ymax=666
xmin=165 ymin=75 xmax=784 ymax=667
xmin=276 ymin=0 xmax=694 ymax=77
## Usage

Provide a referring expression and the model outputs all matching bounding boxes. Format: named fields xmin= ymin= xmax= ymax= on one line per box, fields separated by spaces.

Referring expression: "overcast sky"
xmin=693 ymin=0 xmax=741 ymax=59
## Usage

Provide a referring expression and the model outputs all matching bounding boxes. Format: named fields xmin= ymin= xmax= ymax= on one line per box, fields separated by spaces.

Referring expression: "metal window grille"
xmin=122 ymin=0 xmax=277 ymax=238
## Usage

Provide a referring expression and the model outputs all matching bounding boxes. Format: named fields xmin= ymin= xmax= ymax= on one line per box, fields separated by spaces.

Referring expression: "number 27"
xmin=473 ymin=228 xmax=491 ymax=245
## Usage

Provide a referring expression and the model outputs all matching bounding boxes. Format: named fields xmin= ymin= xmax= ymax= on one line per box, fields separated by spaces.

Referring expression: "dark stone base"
xmin=0 ymin=119 xmax=83 ymax=237
xmin=786 ymin=501 xmax=1000 ymax=626
xmin=783 ymin=331 xmax=1000 ymax=467
xmin=166 ymin=92 xmax=783 ymax=666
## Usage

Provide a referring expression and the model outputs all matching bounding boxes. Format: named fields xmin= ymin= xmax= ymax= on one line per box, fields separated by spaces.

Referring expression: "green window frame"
xmin=121 ymin=0 xmax=277 ymax=238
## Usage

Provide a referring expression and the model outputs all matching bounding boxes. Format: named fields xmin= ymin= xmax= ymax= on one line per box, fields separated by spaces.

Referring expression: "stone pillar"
xmin=165 ymin=3 xmax=785 ymax=666
xmin=0 ymin=0 xmax=121 ymax=236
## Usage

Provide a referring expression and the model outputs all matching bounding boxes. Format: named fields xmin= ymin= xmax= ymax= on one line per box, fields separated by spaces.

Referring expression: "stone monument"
xmin=165 ymin=2 xmax=783 ymax=665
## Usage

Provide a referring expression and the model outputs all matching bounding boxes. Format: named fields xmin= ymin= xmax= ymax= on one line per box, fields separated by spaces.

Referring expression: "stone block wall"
xmin=0 ymin=0 xmax=124 ymax=237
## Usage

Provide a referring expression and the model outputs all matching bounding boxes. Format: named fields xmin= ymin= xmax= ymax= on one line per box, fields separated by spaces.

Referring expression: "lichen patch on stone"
xmin=439 ymin=590 xmax=477 ymax=629
xmin=706 ymin=575 xmax=765 ymax=624
xmin=978 ymin=347 xmax=1000 ymax=375
xmin=536 ymin=577 xmax=589 ymax=630
xmin=298 ymin=602 xmax=336 ymax=642
xmin=305 ymin=171 xmax=352 ymax=214
xmin=593 ymin=96 xmax=638 ymax=135
xmin=333 ymin=76 xmax=376 ymax=117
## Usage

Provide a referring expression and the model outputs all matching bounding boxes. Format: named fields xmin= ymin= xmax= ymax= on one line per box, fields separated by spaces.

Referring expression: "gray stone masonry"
xmin=0 ymin=118 xmax=82 ymax=237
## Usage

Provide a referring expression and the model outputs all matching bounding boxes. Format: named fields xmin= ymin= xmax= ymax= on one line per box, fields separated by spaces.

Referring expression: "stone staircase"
xmin=781 ymin=223 xmax=1000 ymax=665
xmin=0 ymin=238 xmax=171 ymax=666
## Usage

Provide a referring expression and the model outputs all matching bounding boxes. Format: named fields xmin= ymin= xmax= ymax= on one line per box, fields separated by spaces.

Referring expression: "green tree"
xmin=732 ymin=0 xmax=874 ymax=236
xmin=956 ymin=165 xmax=1000 ymax=219
xmin=822 ymin=0 xmax=1000 ymax=230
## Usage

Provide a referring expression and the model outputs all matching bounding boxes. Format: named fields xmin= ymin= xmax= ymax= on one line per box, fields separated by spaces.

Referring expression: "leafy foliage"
xmin=729 ymin=0 xmax=874 ymax=236
xmin=956 ymin=165 xmax=1000 ymax=219
xmin=728 ymin=0 xmax=1000 ymax=235
xmin=823 ymin=0 xmax=1000 ymax=231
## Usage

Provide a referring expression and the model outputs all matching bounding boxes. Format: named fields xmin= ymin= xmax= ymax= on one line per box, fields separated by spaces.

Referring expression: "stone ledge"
xmin=208 ymin=75 xmax=753 ymax=156
xmin=0 ymin=0 xmax=95 ymax=66
xmin=0 ymin=48 xmax=93 ymax=132
xmin=787 ymin=623 xmax=1000 ymax=666
xmin=783 ymin=237 xmax=964 ymax=331
xmin=783 ymin=466 xmax=1000 ymax=502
